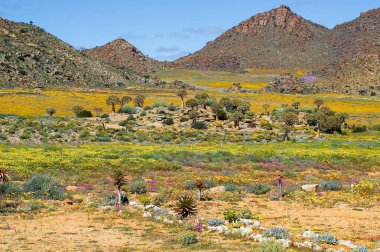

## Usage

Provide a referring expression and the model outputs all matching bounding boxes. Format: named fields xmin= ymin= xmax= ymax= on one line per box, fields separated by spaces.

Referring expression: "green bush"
xmin=100 ymin=113 xmax=109 ymax=118
xmin=252 ymin=241 xmax=285 ymax=252
xmin=352 ymin=125 xmax=367 ymax=133
xmin=24 ymin=174 xmax=64 ymax=200
xmin=263 ymin=227 xmax=289 ymax=239
xmin=191 ymin=122 xmax=207 ymax=130
xmin=0 ymin=182 xmax=23 ymax=195
xmin=246 ymin=183 xmax=271 ymax=195
xmin=140 ymin=111 xmax=147 ymax=116
xmin=208 ymin=219 xmax=224 ymax=227
xmin=119 ymin=106 xmax=137 ymax=114
xmin=129 ymin=180 xmax=147 ymax=194
xmin=314 ymin=233 xmax=339 ymax=245
xmin=179 ymin=232 xmax=198 ymax=245
xmin=163 ymin=118 xmax=174 ymax=125
xmin=319 ymin=181 xmax=342 ymax=191
xmin=223 ymin=210 xmax=240 ymax=223
xmin=77 ymin=110 xmax=93 ymax=118
xmin=224 ymin=183 xmax=239 ymax=192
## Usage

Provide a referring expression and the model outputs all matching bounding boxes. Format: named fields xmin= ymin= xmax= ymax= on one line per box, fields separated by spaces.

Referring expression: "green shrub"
xmin=224 ymin=183 xmax=239 ymax=192
xmin=179 ymin=232 xmax=198 ymax=245
xmin=239 ymin=208 xmax=254 ymax=219
xmin=352 ymin=125 xmax=367 ymax=133
xmin=129 ymin=180 xmax=147 ymax=194
xmin=223 ymin=210 xmax=240 ymax=223
xmin=246 ymin=183 xmax=271 ymax=195
xmin=0 ymin=182 xmax=23 ymax=195
xmin=24 ymin=174 xmax=64 ymax=200
xmin=263 ymin=227 xmax=289 ymax=239
xmin=208 ymin=219 xmax=224 ymax=227
xmin=20 ymin=132 xmax=31 ymax=139
xmin=314 ymin=233 xmax=339 ymax=245
xmin=191 ymin=122 xmax=207 ymax=130
xmin=252 ymin=241 xmax=285 ymax=252
xmin=140 ymin=111 xmax=147 ymax=116
xmin=319 ymin=181 xmax=342 ymax=191
xmin=119 ymin=106 xmax=137 ymax=114
xmin=100 ymin=113 xmax=109 ymax=118
xmin=261 ymin=122 xmax=273 ymax=130
xmin=163 ymin=118 xmax=174 ymax=125
xmin=77 ymin=110 xmax=93 ymax=118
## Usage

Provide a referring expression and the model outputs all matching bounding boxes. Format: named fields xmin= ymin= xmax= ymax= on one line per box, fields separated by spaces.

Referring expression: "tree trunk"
xmin=112 ymin=105 xmax=115 ymax=113
xmin=278 ymin=181 xmax=283 ymax=199
xmin=182 ymin=98 xmax=185 ymax=108
xmin=197 ymin=189 xmax=202 ymax=201
xmin=102 ymin=123 xmax=106 ymax=131
xmin=117 ymin=187 xmax=122 ymax=206
xmin=317 ymin=124 xmax=321 ymax=138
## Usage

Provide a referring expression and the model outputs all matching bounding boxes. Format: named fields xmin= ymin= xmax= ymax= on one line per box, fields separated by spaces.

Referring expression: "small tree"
xmin=134 ymin=95 xmax=145 ymax=107
xmin=211 ymin=102 xmax=227 ymax=120
xmin=280 ymin=112 xmax=299 ymax=141
xmin=291 ymin=102 xmax=301 ymax=110
xmin=314 ymin=99 xmax=324 ymax=110
xmin=177 ymin=90 xmax=188 ymax=108
xmin=230 ymin=111 xmax=244 ymax=128
xmin=121 ymin=96 xmax=132 ymax=106
xmin=46 ymin=108 xmax=56 ymax=117
xmin=106 ymin=95 xmax=120 ymax=113
xmin=263 ymin=104 xmax=270 ymax=115
xmin=94 ymin=107 xmax=103 ymax=117
xmin=113 ymin=168 xmax=127 ymax=206
xmin=186 ymin=99 xmax=198 ymax=110
xmin=189 ymin=110 xmax=198 ymax=123
xmin=195 ymin=93 xmax=209 ymax=109
xmin=72 ymin=106 xmax=84 ymax=116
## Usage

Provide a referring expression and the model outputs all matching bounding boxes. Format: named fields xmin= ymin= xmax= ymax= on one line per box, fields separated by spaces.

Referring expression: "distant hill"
xmin=173 ymin=5 xmax=336 ymax=71
xmin=83 ymin=38 xmax=164 ymax=73
xmin=0 ymin=18 xmax=144 ymax=88
xmin=172 ymin=5 xmax=380 ymax=94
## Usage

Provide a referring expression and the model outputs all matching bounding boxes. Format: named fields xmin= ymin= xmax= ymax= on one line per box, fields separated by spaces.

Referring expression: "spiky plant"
xmin=0 ymin=169 xmax=10 ymax=184
xmin=113 ymin=168 xmax=127 ymax=206
xmin=174 ymin=194 xmax=197 ymax=219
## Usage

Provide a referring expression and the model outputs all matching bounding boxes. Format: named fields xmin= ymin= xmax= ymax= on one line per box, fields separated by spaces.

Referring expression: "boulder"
xmin=301 ymin=184 xmax=319 ymax=192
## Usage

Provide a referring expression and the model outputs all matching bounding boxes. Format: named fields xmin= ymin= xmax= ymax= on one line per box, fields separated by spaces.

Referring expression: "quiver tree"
xmin=112 ymin=168 xmax=128 ymax=206
xmin=186 ymin=99 xmax=198 ymax=110
xmin=134 ymin=95 xmax=145 ymax=107
xmin=230 ymin=111 xmax=244 ymax=128
xmin=195 ymin=93 xmax=209 ymax=109
xmin=46 ymin=108 xmax=56 ymax=117
xmin=177 ymin=90 xmax=188 ymax=108
xmin=279 ymin=112 xmax=299 ymax=141
xmin=121 ymin=96 xmax=132 ymax=106
xmin=314 ymin=99 xmax=324 ymax=110
xmin=106 ymin=95 xmax=120 ymax=113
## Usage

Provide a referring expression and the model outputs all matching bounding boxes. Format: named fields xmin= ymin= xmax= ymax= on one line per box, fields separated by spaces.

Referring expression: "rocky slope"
xmin=83 ymin=39 xmax=164 ymax=73
xmin=174 ymin=5 xmax=336 ymax=71
xmin=0 ymin=18 xmax=144 ymax=88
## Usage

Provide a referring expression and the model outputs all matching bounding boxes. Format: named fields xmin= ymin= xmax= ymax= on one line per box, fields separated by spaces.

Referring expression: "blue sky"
xmin=1 ymin=0 xmax=379 ymax=61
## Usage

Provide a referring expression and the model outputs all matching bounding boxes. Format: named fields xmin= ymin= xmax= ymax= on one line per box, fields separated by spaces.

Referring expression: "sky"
xmin=1 ymin=0 xmax=379 ymax=61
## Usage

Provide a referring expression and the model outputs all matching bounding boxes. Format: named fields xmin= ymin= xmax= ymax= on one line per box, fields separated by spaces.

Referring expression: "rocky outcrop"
xmin=265 ymin=74 xmax=317 ymax=94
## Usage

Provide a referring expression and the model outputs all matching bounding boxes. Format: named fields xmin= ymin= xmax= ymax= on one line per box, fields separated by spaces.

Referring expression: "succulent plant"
xmin=314 ymin=233 xmax=339 ymax=245
xmin=207 ymin=219 xmax=224 ymax=227
xmin=178 ymin=232 xmax=198 ymax=245
xmin=223 ymin=210 xmax=240 ymax=223
xmin=352 ymin=246 xmax=369 ymax=252
xmin=263 ymin=227 xmax=290 ymax=239
xmin=174 ymin=194 xmax=197 ymax=219
xmin=0 ymin=169 xmax=10 ymax=183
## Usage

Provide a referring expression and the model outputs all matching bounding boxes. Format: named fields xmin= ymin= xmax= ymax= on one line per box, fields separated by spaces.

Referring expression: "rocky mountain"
xmin=83 ymin=39 xmax=164 ymax=73
xmin=174 ymin=5 xmax=337 ymax=71
xmin=0 ymin=17 xmax=144 ymax=88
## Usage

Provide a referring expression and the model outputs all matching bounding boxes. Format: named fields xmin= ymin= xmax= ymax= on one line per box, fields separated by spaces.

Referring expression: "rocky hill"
xmin=0 ymin=18 xmax=144 ymax=88
xmin=83 ymin=39 xmax=164 ymax=73
xmin=174 ymin=5 xmax=336 ymax=71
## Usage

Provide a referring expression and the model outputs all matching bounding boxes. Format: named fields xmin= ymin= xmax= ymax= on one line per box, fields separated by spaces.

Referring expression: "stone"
xmin=301 ymin=184 xmax=319 ymax=192
xmin=253 ymin=221 xmax=261 ymax=228
xmin=99 ymin=206 xmax=113 ymax=211
xmin=143 ymin=212 xmax=152 ymax=218
xmin=239 ymin=218 xmax=254 ymax=225
xmin=129 ymin=201 xmax=138 ymax=206
xmin=145 ymin=204 xmax=155 ymax=210
xmin=276 ymin=239 xmax=290 ymax=248
xmin=209 ymin=186 xmax=226 ymax=192
xmin=303 ymin=230 xmax=315 ymax=238
xmin=339 ymin=240 xmax=356 ymax=249
xmin=239 ymin=226 xmax=253 ymax=236
xmin=312 ymin=245 xmax=323 ymax=251
xmin=216 ymin=225 xmax=228 ymax=233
